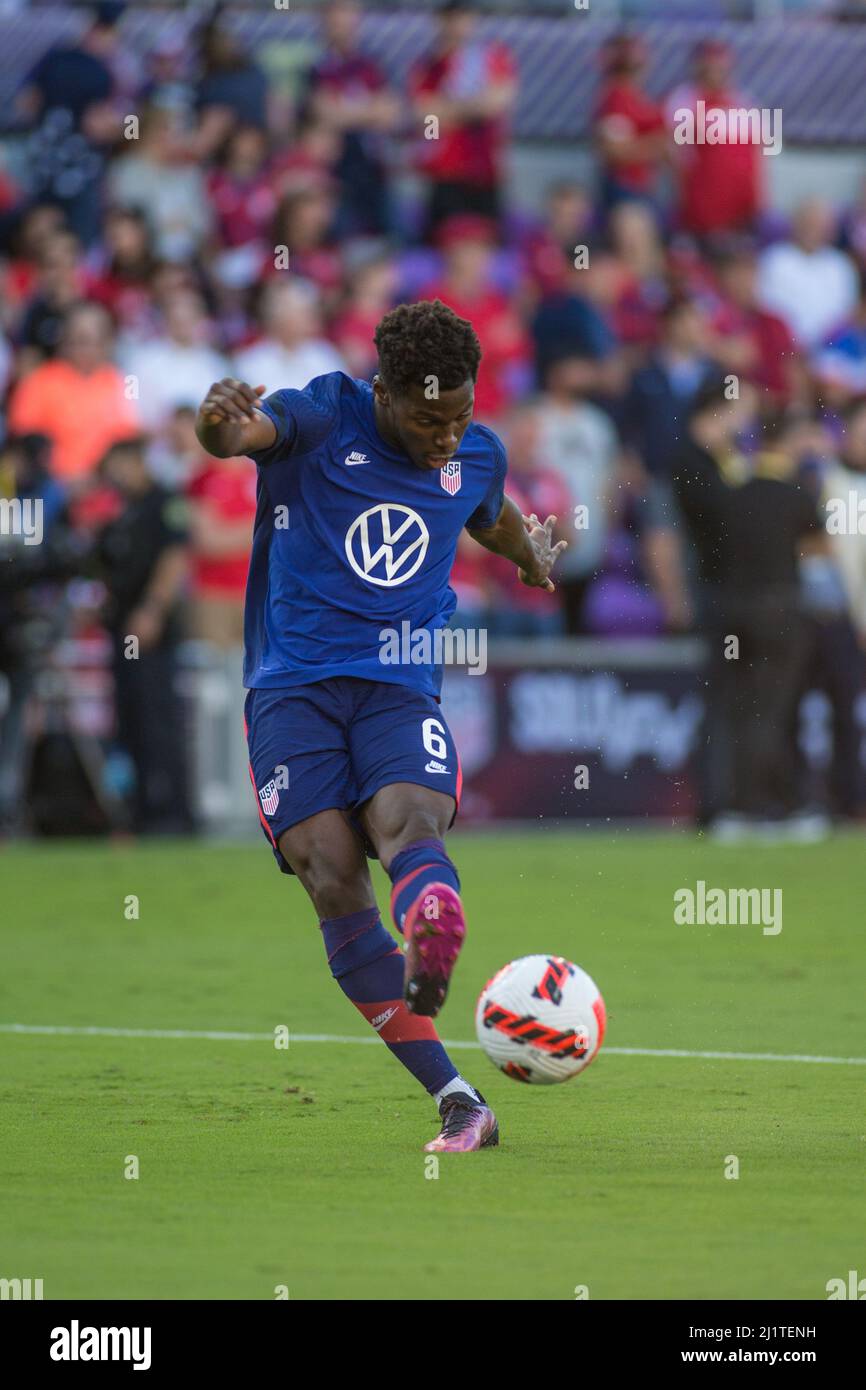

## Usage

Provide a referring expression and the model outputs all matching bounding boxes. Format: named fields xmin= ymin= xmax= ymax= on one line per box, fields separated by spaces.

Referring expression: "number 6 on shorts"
xmin=422 ymin=717 xmax=448 ymax=761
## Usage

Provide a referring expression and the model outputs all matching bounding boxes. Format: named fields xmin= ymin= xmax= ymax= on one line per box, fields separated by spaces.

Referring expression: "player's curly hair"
xmin=374 ymin=299 xmax=482 ymax=396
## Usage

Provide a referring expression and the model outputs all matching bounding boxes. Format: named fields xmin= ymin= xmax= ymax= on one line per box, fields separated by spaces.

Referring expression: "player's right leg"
xmin=348 ymin=682 xmax=468 ymax=1019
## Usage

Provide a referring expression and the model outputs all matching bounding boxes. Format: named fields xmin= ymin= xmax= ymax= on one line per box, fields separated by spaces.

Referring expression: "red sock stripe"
xmin=389 ymin=863 xmax=436 ymax=919
xmin=354 ymin=996 xmax=440 ymax=1043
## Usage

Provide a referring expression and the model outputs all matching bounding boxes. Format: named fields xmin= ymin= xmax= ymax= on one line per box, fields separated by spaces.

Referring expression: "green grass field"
xmin=1 ymin=829 xmax=863 ymax=1301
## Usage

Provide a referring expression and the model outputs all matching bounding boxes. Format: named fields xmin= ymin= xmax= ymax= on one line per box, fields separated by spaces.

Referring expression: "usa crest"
xmin=258 ymin=779 xmax=279 ymax=817
xmin=440 ymin=460 xmax=461 ymax=496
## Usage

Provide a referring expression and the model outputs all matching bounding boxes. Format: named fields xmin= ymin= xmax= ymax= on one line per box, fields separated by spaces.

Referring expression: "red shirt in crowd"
xmin=207 ymin=167 xmax=278 ymax=249
xmin=410 ymin=41 xmax=516 ymax=187
xmin=667 ymin=82 xmax=762 ymax=236
xmin=449 ymin=530 xmax=493 ymax=615
xmin=3 ymin=260 xmax=41 ymax=314
xmin=711 ymin=298 xmax=797 ymax=402
xmin=594 ymin=79 xmax=665 ymax=195
xmin=89 ymin=272 xmax=155 ymax=336
xmin=0 ymin=166 xmax=19 ymax=211
xmin=521 ymin=226 xmax=573 ymax=299
xmin=612 ymin=273 xmax=668 ymax=349
xmin=421 ymin=280 xmax=531 ymax=421
xmin=306 ymin=50 xmax=389 ymax=167
xmin=187 ymin=460 xmax=257 ymax=598
xmin=329 ymin=303 xmax=381 ymax=378
xmin=262 ymin=243 xmax=343 ymax=300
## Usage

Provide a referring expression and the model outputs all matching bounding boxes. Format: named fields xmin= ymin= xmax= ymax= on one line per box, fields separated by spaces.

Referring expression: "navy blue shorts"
xmin=244 ymin=677 xmax=462 ymax=875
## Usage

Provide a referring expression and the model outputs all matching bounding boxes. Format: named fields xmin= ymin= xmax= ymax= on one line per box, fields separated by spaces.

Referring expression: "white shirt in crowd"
xmin=758 ymin=242 xmax=859 ymax=349
xmin=233 ymin=339 xmax=346 ymax=395
xmin=123 ymin=339 xmax=230 ymax=430
xmin=107 ymin=157 xmax=212 ymax=263
xmin=537 ymin=398 xmax=618 ymax=579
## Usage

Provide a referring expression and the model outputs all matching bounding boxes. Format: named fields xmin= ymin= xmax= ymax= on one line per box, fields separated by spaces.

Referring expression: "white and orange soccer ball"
xmin=475 ymin=955 xmax=606 ymax=1084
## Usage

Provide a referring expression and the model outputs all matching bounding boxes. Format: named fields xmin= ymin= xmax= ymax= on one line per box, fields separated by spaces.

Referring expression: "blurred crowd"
xmin=2 ymin=1 xmax=866 ymax=832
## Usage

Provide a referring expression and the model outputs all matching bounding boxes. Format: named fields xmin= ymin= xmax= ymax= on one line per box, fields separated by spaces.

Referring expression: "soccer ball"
xmin=475 ymin=955 xmax=606 ymax=1084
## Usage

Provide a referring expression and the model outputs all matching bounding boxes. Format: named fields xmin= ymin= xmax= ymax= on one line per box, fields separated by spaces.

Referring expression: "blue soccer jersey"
xmin=243 ymin=371 xmax=507 ymax=697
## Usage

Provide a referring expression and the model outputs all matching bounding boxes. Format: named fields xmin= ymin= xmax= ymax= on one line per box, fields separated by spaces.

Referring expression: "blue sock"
xmin=320 ymin=907 xmax=458 ymax=1095
xmin=387 ymin=838 xmax=461 ymax=935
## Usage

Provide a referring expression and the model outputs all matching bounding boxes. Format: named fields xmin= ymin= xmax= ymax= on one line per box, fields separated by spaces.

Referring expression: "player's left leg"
xmin=360 ymin=782 xmax=466 ymax=1018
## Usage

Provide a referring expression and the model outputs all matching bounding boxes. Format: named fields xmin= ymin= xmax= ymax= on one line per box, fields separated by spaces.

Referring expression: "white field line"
xmin=0 ymin=1023 xmax=864 ymax=1065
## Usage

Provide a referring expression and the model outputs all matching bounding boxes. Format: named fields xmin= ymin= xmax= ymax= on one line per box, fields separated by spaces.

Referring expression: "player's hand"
xmin=199 ymin=379 xmax=266 ymax=426
xmin=518 ymin=513 xmax=568 ymax=593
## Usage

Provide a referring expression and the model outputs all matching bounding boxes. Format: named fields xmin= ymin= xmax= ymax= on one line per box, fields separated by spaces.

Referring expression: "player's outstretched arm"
xmin=195 ymin=378 xmax=276 ymax=458
xmin=467 ymin=495 xmax=567 ymax=593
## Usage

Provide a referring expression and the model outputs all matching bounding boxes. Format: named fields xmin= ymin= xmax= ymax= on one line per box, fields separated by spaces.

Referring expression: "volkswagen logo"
xmin=345 ymin=503 xmax=429 ymax=587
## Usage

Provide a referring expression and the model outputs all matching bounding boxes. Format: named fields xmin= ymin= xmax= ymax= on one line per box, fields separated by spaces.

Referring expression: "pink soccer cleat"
xmin=424 ymin=1091 xmax=499 ymax=1153
xmin=403 ymin=882 xmax=466 ymax=1017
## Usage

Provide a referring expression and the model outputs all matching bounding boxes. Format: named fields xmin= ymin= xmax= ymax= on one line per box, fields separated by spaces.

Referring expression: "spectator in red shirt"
xmin=409 ymin=0 xmax=517 ymax=240
xmin=304 ymin=0 xmax=399 ymax=239
xmin=267 ymin=187 xmax=343 ymax=310
xmin=708 ymin=243 xmax=801 ymax=406
xmin=0 ymin=154 xmax=21 ymax=217
xmin=449 ymin=528 xmax=494 ymax=630
xmin=581 ymin=241 xmax=660 ymax=373
xmin=185 ymin=405 xmax=257 ymax=650
xmin=270 ymin=112 xmax=342 ymax=200
xmin=594 ymin=34 xmax=666 ymax=213
xmin=666 ymin=39 xmax=762 ymax=241
xmin=521 ymin=181 xmax=595 ymax=303
xmin=607 ymin=200 xmax=670 ymax=350
xmin=207 ymin=124 xmax=277 ymax=252
xmin=421 ymin=214 xmax=531 ymax=423
xmin=330 ymin=255 xmax=398 ymax=379
xmin=89 ymin=206 xmax=157 ymax=338
xmin=1 ymin=204 xmax=68 ymax=320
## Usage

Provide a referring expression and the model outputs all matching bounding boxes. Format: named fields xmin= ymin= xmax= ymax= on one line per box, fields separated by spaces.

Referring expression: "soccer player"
xmin=195 ymin=299 xmax=565 ymax=1152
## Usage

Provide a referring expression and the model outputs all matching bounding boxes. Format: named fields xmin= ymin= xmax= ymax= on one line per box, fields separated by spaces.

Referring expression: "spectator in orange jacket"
xmin=8 ymin=301 xmax=139 ymax=488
